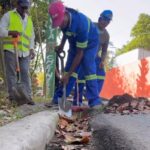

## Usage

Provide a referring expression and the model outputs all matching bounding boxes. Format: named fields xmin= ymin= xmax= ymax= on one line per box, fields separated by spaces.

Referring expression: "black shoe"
xmin=7 ymin=96 xmax=17 ymax=106
xmin=45 ymin=101 xmax=58 ymax=107
xmin=27 ymin=98 xmax=35 ymax=105
xmin=7 ymin=96 xmax=14 ymax=101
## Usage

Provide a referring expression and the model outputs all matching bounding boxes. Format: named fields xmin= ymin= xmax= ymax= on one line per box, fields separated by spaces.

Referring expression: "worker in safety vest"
xmin=48 ymin=1 xmax=102 ymax=109
xmin=73 ymin=10 xmax=113 ymax=106
xmin=0 ymin=0 xmax=35 ymax=105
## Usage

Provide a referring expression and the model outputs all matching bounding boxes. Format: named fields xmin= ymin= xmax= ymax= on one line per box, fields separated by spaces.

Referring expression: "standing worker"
xmin=73 ymin=10 xmax=113 ymax=106
xmin=96 ymin=10 xmax=113 ymax=92
xmin=48 ymin=1 xmax=102 ymax=108
xmin=0 ymin=0 xmax=35 ymax=105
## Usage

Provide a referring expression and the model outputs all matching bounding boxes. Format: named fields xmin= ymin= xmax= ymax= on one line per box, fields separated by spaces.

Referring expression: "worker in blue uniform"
xmin=48 ymin=1 xmax=102 ymax=108
xmin=73 ymin=10 xmax=113 ymax=106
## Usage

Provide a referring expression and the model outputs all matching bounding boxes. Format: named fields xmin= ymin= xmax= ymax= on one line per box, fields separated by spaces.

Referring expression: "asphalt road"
xmin=90 ymin=113 xmax=150 ymax=150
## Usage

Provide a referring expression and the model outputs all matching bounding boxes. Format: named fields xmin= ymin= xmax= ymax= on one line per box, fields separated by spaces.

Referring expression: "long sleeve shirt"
xmin=0 ymin=9 xmax=35 ymax=57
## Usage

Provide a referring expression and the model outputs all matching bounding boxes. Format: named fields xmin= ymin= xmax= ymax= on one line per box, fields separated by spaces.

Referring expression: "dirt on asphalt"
xmin=90 ymin=114 xmax=137 ymax=150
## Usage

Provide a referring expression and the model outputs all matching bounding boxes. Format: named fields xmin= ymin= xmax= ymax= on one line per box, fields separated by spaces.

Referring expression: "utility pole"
xmin=45 ymin=0 xmax=57 ymax=99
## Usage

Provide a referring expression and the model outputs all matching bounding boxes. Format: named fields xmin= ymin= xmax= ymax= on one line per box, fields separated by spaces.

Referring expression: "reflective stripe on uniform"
xmin=97 ymin=75 xmax=105 ymax=80
xmin=64 ymin=72 xmax=78 ymax=78
xmin=85 ymin=74 xmax=97 ymax=80
xmin=76 ymin=41 xmax=88 ymax=48
xmin=3 ymin=41 xmax=30 ymax=49
xmin=76 ymin=18 xmax=90 ymax=49
xmin=78 ymin=80 xmax=86 ymax=84
xmin=66 ymin=31 xmax=76 ymax=36
xmin=18 ymin=32 xmax=31 ymax=41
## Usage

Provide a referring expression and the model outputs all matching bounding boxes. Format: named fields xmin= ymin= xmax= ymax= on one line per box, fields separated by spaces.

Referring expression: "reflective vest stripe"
xmin=85 ymin=74 xmax=97 ymax=80
xmin=3 ymin=41 xmax=29 ymax=49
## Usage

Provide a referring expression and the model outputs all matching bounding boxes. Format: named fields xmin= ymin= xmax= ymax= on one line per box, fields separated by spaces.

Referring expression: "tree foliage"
xmin=30 ymin=0 xmax=49 ymax=44
xmin=116 ymin=13 xmax=150 ymax=56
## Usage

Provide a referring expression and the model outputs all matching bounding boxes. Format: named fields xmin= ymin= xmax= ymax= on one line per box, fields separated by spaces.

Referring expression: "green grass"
xmin=33 ymin=96 xmax=51 ymax=103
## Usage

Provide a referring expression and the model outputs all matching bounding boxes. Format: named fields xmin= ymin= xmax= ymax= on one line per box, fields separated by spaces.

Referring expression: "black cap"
xmin=18 ymin=0 xmax=30 ymax=7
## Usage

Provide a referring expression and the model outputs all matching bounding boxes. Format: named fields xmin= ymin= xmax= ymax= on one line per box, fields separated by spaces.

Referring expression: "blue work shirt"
xmin=62 ymin=8 xmax=99 ymax=53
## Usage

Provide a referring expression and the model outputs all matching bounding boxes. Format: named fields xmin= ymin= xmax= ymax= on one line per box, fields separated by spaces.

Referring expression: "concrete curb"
xmin=0 ymin=111 xmax=59 ymax=150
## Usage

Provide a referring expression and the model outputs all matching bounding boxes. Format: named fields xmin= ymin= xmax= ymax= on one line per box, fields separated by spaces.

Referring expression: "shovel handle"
xmin=12 ymin=36 xmax=20 ymax=49
xmin=57 ymin=50 xmax=66 ymax=59
xmin=13 ymin=36 xmax=20 ymax=73
xmin=76 ymin=79 xmax=80 ymax=106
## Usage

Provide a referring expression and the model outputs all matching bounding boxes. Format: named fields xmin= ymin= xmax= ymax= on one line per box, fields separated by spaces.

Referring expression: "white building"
xmin=115 ymin=48 xmax=150 ymax=67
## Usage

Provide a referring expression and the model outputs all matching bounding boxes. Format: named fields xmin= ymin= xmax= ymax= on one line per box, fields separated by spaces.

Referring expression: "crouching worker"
xmin=48 ymin=1 xmax=102 ymax=109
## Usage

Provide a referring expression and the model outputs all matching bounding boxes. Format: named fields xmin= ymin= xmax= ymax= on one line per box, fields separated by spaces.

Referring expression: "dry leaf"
xmin=64 ymin=134 xmax=90 ymax=144
xmin=55 ymin=129 xmax=61 ymax=134
xmin=66 ymin=124 xmax=76 ymax=132
xmin=59 ymin=114 xmax=74 ymax=123
xmin=64 ymin=134 xmax=78 ymax=144
xmin=58 ymin=119 xmax=69 ymax=129
xmin=81 ymin=136 xmax=90 ymax=144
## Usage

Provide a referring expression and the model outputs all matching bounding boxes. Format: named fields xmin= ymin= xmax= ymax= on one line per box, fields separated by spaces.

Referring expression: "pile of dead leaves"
xmin=104 ymin=94 xmax=150 ymax=115
xmin=48 ymin=114 xmax=91 ymax=150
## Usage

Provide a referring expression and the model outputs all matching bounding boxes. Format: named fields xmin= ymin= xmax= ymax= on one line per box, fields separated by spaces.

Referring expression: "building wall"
xmin=100 ymin=49 xmax=150 ymax=99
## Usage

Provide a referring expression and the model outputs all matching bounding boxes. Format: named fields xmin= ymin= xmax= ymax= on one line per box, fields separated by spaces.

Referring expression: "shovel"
xmin=12 ymin=36 xmax=31 ymax=105
xmin=57 ymin=51 xmax=72 ymax=118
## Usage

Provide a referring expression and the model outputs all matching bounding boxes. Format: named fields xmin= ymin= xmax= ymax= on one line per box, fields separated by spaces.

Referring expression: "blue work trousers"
xmin=95 ymin=57 xmax=105 ymax=92
xmin=53 ymin=46 xmax=101 ymax=107
xmin=73 ymin=56 xmax=105 ymax=105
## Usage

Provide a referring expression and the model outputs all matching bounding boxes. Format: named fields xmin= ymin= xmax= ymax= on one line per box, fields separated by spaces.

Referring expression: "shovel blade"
xmin=12 ymin=83 xmax=30 ymax=105
xmin=59 ymin=107 xmax=72 ymax=118
xmin=58 ymin=97 xmax=72 ymax=118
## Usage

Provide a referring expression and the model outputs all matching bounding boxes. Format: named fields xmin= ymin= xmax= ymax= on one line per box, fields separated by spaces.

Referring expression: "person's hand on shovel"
xmin=8 ymin=31 xmax=20 ymax=38
xmin=61 ymin=73 xmax=70 ymax=85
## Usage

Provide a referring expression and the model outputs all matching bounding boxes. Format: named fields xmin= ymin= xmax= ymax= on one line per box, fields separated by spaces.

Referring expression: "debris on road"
xmin=47 ymin=114 xmax=91 ymax=150
xmin=104 ymin=94 xmax=150 ymax=115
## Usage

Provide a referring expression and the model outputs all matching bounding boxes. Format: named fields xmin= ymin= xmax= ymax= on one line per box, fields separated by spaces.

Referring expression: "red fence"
xmin=100 ymin=57 xmax=150 ymax=99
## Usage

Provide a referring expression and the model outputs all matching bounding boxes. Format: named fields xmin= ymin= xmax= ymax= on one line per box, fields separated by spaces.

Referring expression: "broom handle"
xmin=76 ymin=79 xmax=80 ymax=106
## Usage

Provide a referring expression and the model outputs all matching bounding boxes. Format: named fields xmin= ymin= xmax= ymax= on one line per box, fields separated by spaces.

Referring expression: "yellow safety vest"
xmin=3 ymin=10 xmax=33 ymax=52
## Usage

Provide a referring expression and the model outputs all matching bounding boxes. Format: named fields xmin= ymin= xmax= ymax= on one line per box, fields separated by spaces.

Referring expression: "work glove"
xmin=8 ymin=31 xmax=20 ymax=38
xmin=29 ymin=49 xmax=35 ymax=60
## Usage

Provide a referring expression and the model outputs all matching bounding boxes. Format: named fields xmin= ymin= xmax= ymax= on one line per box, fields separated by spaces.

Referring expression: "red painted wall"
xmin=100 ymin=57 xmax=150 ymax=99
